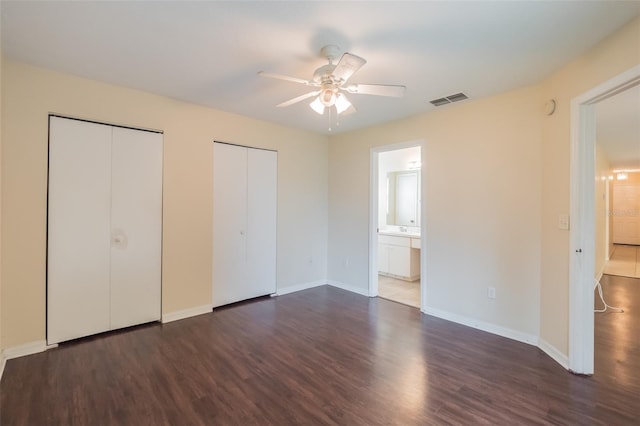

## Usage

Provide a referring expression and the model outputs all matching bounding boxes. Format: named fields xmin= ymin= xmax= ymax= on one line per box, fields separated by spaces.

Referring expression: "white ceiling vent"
xmin=429 ymin=92 xmax=469 ymax=106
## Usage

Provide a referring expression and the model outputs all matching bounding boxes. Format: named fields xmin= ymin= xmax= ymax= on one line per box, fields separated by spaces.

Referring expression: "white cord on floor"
xmin=594 ymin=278 xmax=624 ymax=313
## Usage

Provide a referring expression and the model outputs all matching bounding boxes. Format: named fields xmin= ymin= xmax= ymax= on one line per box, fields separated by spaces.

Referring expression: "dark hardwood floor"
xmin=1 ymin=279 xmax=639 ymax=425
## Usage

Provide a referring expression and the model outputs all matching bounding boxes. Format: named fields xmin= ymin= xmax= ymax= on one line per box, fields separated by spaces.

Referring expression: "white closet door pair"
xmin=212 ymin=142 xmax=277 ymax=308
xmin=47 ymin=117 xmax=162 ymax=344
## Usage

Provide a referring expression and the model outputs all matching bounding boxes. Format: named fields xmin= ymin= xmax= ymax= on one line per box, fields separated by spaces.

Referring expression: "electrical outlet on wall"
xmin=487 ymin=287 xmax=496 ymax=299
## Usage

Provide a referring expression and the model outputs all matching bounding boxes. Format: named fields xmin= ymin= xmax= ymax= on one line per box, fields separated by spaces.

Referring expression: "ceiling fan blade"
xmin=276 ymin=90 xmax=320 ymax=107
xmin=331 ymin=53 xmax=366 ymax=84
xmin=258 ymin=71 xmax=312 ymax=86
xmin=345 ymin=84 xmax=406 ymax=98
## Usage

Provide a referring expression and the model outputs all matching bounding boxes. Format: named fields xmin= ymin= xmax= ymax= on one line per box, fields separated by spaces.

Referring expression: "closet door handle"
xmin=111 ymin=231 xmax=128 ymax=249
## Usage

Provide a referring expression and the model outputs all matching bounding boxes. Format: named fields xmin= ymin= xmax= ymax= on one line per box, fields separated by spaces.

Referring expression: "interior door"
xmin=47 ymin=117 xmax=112 ymax=344
xmin=213 ymin=143 xmax=249 ymax=307
xmin=246 ymin=148 xmax=277 ymax=298
xmin=110 ymin=127 xmax=163 ymax=329
xmin=612 ymin=183 xmax=640 ymax=245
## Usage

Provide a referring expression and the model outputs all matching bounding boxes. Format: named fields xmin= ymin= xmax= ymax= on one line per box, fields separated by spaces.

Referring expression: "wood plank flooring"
xmin=1 ymin=280 xmax=639 ymax=425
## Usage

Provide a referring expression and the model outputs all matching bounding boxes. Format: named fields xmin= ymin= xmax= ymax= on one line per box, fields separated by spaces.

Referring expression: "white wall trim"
xmin=161 ymin=304 xmax=213 ymax=324
xmin=424 ymin=306 xmax=539 ymax=346
xmin=276 ymin=280 xmax=326 ymax=296
xmin=327 ymin=280 xmax=370 ymax=297
xmin=569 ymin=64 xmax=640 ymax=375
xmin=2 ymin=340 xmax=48 ymax=361
xmin=538 ymin=338 xmax=569 ymax=370
xmin=0 ymin=355 xmax=6 ymax=381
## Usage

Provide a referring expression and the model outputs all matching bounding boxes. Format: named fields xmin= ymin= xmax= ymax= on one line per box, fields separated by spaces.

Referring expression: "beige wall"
xmin=328 ymin=85 xmax=543 ymax=338
xmin=1 ymin=59 xmax=329 ymax=348
xmin=594 ymin=144 xmax=611 ymax=278
xmin=539 ymin=16 xmax=640 ymax=354
xmin=327 ymin=15 xmax=640 ymax=357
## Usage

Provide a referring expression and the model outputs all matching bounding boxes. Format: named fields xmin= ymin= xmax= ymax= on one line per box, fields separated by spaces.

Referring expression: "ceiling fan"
xmin=259 ymin=45 xmax=406 ymax=116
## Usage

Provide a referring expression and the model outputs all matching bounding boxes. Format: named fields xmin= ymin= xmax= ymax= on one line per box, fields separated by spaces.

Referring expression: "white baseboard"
xmin=0 ymin=354 xmax=6 ymax=381
xmin=162 ymin=304 xmax=213 ymax=324
xmin=538 ymin=338 xmax=569 ymax=370
xmin=424 ymin=306 xmax=539 ymax=346
xmin=327 ymin=280 xmax=370 ymax=297
xmin=276 ymin=280 xmax=326 ymax=296
xmin=2 ymin=340 xmax=48 ymax=360
xmin=0 ymin=340 xmax=56 ymax=380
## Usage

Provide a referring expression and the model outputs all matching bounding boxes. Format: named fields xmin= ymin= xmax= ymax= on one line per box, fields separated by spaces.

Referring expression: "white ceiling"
xmin=2 ymin=1 xmax=640 ymax=135
xmin=597 ymin=85 xmax=640 ymax=170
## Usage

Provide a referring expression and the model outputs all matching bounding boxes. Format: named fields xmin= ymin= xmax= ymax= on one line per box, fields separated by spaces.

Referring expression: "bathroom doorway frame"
xmin=369 ymin=139 xmax=427 ymax=311
xmin=569 ymin=64 xmax=640 ymax=375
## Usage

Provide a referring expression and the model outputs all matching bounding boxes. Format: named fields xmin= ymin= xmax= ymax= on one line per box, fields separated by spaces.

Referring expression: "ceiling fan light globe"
xmin=320 ymin=88 xmax=337 ymax=106
xmin=310 ymin=97 xmax=325 ymax=115
xmin=334 ymin=93 xmax=352 ymax=114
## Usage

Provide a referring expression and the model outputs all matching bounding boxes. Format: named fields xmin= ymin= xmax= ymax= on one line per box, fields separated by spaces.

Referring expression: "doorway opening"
xmin=569 ymin=64 xmax=640 ymax=375
xmin=369 ymin=140 xmax=426 ymax=311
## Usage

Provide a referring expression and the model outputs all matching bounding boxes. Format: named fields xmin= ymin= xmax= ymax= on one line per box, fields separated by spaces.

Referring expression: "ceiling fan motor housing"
xmin=313 ymin=64 xmax=337 ymax=84
xmin=320 ymin=45 xmax=341 ymax=61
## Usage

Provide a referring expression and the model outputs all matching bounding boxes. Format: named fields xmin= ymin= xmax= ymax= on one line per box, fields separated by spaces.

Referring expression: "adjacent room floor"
xmin=603 ymin=244 xmax=640 ymax=278
xmin=377 ymin=274 xmax=420 ymax=308
xmin=1 ymin=280 xmax=638 ymax=424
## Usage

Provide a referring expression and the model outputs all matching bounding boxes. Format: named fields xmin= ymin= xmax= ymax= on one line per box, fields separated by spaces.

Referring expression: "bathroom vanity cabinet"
xmin=378 ymin=234 xmax=420 ymax=281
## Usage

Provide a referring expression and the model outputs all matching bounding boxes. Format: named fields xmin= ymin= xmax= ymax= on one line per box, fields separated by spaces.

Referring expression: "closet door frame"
xmin=46 ymin=115 xmax=163 ymax=345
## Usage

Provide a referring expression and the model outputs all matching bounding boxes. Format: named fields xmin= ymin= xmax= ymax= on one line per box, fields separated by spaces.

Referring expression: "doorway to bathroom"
xmin=369 ymin=141 xmax=425 ymax=310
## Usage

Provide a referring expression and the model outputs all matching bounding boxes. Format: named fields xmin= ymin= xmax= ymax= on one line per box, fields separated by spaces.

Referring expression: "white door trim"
xmin=569 ymin=64 xmax=640 ymax=375
xmin=369 ymin=140 xmax=426 ymax=311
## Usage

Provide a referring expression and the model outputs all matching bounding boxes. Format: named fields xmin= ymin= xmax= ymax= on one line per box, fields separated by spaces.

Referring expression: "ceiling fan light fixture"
xmin=310 ymin=97 xmax=325 ymax=115
xmin=334 ymin=93 xmax=352 ymax=114
xmin=320 ymin=86 xmax=337 ymax=107
xmin=261 ymin=45 xmax=406 ymax=120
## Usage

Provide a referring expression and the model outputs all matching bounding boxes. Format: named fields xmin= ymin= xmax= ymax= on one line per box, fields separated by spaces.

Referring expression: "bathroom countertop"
xmin=378 ymin=230 xmax=421 ymax=238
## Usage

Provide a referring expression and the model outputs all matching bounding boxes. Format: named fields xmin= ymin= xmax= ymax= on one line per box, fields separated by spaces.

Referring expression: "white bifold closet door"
xmin=47 ymin=117 xmax=162 ymax=344
xmin=212 ymin=142 xmax=277 ymax=307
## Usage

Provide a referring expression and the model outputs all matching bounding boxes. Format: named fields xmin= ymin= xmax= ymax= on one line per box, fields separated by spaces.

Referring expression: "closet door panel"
xmin=247 ymin=148 xmax=277 ymax=296
xmin=212 ymin=143 xmax=249 ymax=307
xmin=47 ymin=117 xmax=112 ymax=344
xmin=110 ymin=127 xmax=163 ymax=329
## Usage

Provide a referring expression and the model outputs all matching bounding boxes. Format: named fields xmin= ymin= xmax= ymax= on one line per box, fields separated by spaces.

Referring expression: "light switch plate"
xmin=558 ymin=214 xmax=570 ymax=230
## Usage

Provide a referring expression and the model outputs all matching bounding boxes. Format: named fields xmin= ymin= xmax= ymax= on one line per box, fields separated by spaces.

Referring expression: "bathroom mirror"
xmin=386 ymin=170 xmax=420 ymax=227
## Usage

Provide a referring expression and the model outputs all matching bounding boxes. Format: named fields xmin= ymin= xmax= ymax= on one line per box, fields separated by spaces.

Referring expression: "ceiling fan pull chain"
xmin=329 ymin=105 xmax=334 ymax=132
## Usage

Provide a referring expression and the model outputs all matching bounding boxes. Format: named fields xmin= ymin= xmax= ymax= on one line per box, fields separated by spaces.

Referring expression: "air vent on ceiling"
xmin=429 ymin=92 xmax=469 ymax=106
xmin=430 ymin=97 xmax=450 ymax=106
